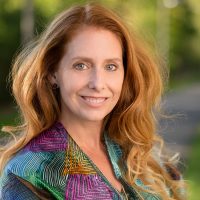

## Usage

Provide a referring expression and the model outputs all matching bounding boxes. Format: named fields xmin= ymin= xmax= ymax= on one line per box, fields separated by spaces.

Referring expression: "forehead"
xmin=64 ymin=26 xmax=123 ymax=58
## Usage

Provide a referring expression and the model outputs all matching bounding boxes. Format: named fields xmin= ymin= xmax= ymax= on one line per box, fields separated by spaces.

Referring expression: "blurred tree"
xmin=170 ymin=1 xmax=198 ymax=75
xmin=0 ymin=0 xmax=21 ymax=103
xmin=21 ymin=0 xmax=34 ymax=44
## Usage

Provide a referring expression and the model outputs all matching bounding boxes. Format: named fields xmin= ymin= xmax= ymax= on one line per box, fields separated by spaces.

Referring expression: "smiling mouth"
xmin=81 ymin=96 xmax=108 ymax=104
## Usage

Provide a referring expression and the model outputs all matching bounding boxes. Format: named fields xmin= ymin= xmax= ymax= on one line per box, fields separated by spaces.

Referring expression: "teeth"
xmin=83 ymin=97 xmax=106 ymax=103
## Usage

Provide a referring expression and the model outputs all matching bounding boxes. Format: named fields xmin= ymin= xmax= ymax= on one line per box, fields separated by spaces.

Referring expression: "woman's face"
xmin=55 ymin=26 xmax=124 ymax=124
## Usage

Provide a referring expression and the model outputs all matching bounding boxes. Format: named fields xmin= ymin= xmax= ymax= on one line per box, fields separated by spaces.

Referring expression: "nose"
xmin=88 ymin=68 xmax=105 ymax=91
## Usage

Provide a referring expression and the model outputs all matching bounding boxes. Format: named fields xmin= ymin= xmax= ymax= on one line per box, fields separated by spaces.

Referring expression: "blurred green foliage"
xmin=0 ymin=0 xmax=21 ymax=103
xmin=170 ymin=1 xmax=199 ymax=74
xmin=0 ymin=0 xmax=200 ymax=104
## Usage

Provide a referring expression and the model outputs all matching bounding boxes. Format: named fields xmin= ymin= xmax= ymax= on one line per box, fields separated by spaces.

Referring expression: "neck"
xmin=60 ymin=115 xmax=104 ymax=150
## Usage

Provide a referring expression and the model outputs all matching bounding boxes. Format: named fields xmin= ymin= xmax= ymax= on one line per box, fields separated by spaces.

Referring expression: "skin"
xmin=52 ymin=26 xmax=124 ymax=191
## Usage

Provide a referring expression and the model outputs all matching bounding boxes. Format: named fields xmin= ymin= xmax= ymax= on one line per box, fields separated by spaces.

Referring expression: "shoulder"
xmin=24 ymin=121 xmax=67 ymax=152
xmin=2 ymin=122 xmax=67 ymax=178
xmin=1 ymin=123 xmax=67 ymax=199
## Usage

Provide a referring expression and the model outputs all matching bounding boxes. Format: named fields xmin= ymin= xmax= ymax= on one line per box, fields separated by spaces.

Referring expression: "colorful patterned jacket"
xmin=0 ymin=122 xmax=173 ymax=200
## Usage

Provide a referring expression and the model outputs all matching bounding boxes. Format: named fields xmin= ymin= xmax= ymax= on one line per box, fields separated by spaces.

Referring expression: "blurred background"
xmin=0 ymin=0 xmax=199 ymax=199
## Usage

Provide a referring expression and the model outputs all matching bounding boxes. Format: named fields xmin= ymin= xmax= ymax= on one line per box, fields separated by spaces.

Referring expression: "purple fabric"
xmin=23 ymin=122 xmax=67 ymax=152
xmin=66 ymin=174 xmax=114 ymax=199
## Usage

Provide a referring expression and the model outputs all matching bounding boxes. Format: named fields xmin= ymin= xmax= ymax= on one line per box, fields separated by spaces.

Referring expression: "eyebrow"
xmin=71 ymin=56 xmax=123 ymax=64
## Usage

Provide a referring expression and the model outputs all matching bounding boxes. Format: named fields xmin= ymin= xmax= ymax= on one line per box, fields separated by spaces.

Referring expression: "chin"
xmin=86 ymin=117 xmax=105 ymax=122
xmin=78 ymin=108 xmax=113 ymax=123
xmin=81 ymin=113 xmax=106 ymax=122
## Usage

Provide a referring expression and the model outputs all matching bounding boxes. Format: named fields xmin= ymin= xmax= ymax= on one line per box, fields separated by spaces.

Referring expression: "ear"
xmin=48 ymin=73 xmax=58 ymax=85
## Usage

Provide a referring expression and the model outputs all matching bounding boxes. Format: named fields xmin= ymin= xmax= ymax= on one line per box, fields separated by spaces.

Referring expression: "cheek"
xmin=111 ymin=76 xmax=124 ymax=94
xmin=109 ymin=84 xmax=123 ymax=102
xmin=59 ymin=75 xmax=87 ymax=96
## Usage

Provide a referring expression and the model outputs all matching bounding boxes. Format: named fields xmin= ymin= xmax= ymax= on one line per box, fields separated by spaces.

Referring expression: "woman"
xmin=0 ymin=3 xmax=185 ymax=200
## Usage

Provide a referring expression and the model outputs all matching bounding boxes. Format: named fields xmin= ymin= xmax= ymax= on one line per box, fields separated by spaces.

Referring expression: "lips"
xmin=81 ymin=96 xmax=108 ymax=106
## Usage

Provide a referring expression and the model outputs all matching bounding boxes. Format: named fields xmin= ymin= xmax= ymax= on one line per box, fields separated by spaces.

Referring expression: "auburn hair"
xmin=1 ymin=3 xmax=185 ymax=199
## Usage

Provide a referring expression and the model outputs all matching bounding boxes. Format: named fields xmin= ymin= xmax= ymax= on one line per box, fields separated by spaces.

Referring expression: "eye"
xmin=105 ymin=64 xmax=117 ymax=71
xmin=73 ymin=63 xmax=88 ymax=70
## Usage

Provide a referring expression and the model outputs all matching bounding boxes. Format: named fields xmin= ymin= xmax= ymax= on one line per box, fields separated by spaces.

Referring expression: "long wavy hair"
xmin=1 ymin=3 xmax=185 ymax=199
